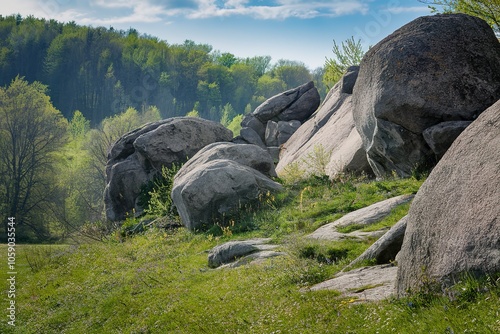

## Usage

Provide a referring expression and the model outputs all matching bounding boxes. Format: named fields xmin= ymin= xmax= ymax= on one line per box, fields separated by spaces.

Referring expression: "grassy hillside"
xmin=1 ymin=176 xmax=499 ymax=333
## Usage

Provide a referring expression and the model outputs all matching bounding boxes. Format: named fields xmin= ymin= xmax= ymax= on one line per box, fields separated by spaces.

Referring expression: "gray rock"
xmin=106 ymin=121 xmax=164 ymax=177
xmin=276 ymin=77 xmax=372 ymax=178
xmin=104 ymin=117 xmax=232 ymax=221
xmin=308 ymin=194 xmax=414 ymax=240
xmin=267 ymin=146 xmax=280 ymax=163
xmin=277 ymin=120 xmax=301 ymax=145
xmin=240 ymin=127 xmax=266 ymax=149
xmin=253 ymin=81 xmax=320 ymax=123
xmin=423 ymin=121 xmax=472 ymax=158
xmin=172 ymin=151 xmax=283 ymax=230
xmin=175 ymin=142 xmax=277 ymax=179
xmin=340 ymin=66 xmax=359 ymax=94
xmin=104 ymin=153 xmax=149 ymax=222
xmin=133 ymin=117 xmax=233 ymax=170
xmin=278 ymin=84 xmax=321 ymax=122
xmin=308 ymin=264 xmax=397 ymax=302
xmin=352 ymin=14 xmax=500 ymax=177
xmin=208 ymin=238 xmax=285 ymax=268
xmin=265 ymin=121 xmax=279 ymax=147
xmin=220 ymin=251 xmax=286 ymax=269
xmin=396 ymin=100 xmax=500 ymax=296
xmin=347 ymin=216 xmax=408 ymax=268
xmin=241 ymin=114 xmax=266 ymax=142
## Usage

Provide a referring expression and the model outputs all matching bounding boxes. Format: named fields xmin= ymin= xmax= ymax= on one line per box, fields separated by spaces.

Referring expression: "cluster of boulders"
xmin=104 ymin=14 xmax=500 ymax=297
xmin=104 ymin=117 xmax=232 ymax=221
xmin=234 ymin=81 xmax=320 ymax=161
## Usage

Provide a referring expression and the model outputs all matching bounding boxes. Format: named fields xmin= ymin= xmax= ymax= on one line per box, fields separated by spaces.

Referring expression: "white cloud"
xmin=185 ymin=0 xmax=369 ymax=20
xmin=0 ymin=0 xmax=370 ymax=26
xmin=385 ymin=6 xmax=432 ymax=14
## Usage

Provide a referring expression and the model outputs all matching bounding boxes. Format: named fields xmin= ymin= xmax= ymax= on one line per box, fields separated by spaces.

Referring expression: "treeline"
xmin=0 ymin=14 xmax=326 ymax=126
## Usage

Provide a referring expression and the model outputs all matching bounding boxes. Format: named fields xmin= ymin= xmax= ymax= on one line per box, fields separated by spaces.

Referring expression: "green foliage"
xmin=185 ymin=110 xmax=200 ymax=117
xmin=323 ymin=37 xmax=365 ymax=89
xmin=302 ymin=144 xmax=332 ymax=177
xmin=226 ymin=114 xmax=243 ymax=136
xmin=219 ymin=103 xmax=236 ymax=126
xmin=23 ymin=245 xmax=70 ymax=273
xmin=0 ymin=76 xmax=68 ymax=241
xmin=419 ymin=0 xmax=500 ymax=34
xmin=271 ymin=60 xmax=312 ymax=89
xmin=0 ymin=15 xmax=320 ymax=126
xmin=142 ymin=164 xmax=182 ymax=218
xmin=279 ymin=144 xmax=332 ymax=184
xmin=3 ymin=175 xmax=500 ymax=333
xmin=69 ymin=110 xmax=90 ymax=139
xmin=298 ymin=244 xmax=350 ymax=264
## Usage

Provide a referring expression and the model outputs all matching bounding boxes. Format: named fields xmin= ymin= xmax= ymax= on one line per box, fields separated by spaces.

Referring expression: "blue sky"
xmin=1 ymin=0 xmax=432 ymax=69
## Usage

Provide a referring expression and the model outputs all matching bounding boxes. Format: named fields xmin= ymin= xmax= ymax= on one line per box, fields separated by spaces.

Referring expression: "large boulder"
xmin=396 ymin=100 xmax=500 ymax=296
xmin=171 ymin=143 xmax=283 ymax=230
xmin=352 ymin=14 xmax=500 ymax=177
xmin=175 ymin=142 xmax=277 ymax=179
xmin=253 ymin=81 xmax=320 ymax=123
xmin=276 ymin=69 xmax=372 ymax=178
xmin=104 ymin=117 xmax=233 ymax=221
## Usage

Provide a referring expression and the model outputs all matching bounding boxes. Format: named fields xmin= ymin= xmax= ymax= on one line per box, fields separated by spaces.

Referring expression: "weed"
xmin=302 ymin=144 xmax=332 ymax=177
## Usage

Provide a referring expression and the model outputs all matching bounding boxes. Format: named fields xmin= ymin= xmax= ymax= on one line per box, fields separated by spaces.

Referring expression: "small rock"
xmin=208 ymin=238 xmax=281 ymax=268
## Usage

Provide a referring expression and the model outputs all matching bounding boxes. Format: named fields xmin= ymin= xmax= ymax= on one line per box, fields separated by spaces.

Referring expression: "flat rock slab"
xmin=208 ymin=238 xmax=284 ymax=268
xmin=307 ymin=264 xmax=397 ymax=302
xmin=308 ymin=194 xmax=414 ymax=240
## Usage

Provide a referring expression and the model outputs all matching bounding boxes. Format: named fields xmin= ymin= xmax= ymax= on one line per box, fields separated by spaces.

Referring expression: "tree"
xmin=214 ymin=51 xmax=239 ymax=68
xmin=0 ymin=77 xmax=68 ymax=240
xmin=323 ymin=37 xmax=365 ymax=89
xmin=226 ymin=114 xmax=243 ymax=136
xmin=418 ymin=0 xmax=500 ymax=34
xmin=69 ymin=110 xmax=90 ymax=139
xmin=220 ymin=103 xmax=236 ymax=127
xmin=271 ymin=60 xmax=312 ymax=89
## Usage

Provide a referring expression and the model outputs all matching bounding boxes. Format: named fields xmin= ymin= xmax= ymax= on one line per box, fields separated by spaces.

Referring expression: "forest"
xmin=0 ymin=15 xmax=327 ymax=125
xmin=0 ymin=14 xmax=331 ymax=242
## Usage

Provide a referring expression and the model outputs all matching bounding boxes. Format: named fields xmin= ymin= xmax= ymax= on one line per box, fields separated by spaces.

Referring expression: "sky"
xmin=0 ymin=0 xmax=433 ymax=69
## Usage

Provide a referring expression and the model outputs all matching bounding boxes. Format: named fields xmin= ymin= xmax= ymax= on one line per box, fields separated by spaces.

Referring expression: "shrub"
xmin=141 ymin=164 xmax=182 ymax=218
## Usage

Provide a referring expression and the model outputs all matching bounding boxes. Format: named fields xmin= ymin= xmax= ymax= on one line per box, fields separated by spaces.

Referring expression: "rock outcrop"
xmin=308 ymin=194 xmax=414 ymax=240
xmin=308 ymin=264 xmax=397 ymax=302
xmin=171 ymin=143 xmax=283 ymax=230
xmin=396 ymin=100 xmax=500 ymax=296
xmin=276 ymin=67 xmax=371 ymax=178
xmin=104 ymin=117 xmax=233 ymax=221
xmin=236 ymin=81 xmax=320 ymax=153
xmin=352 ymin=14 xmax=500 ymax=177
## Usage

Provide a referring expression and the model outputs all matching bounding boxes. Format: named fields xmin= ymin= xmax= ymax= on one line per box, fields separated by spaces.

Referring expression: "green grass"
xmin=1 ymin=175 xmax=499 ymax=333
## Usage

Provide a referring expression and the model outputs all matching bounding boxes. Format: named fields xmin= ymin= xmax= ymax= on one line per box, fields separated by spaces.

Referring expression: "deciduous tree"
xmin=0 ymin=77 xmax=68 ymax=240
xmin=323 ymin=37 xmax=365 ymax=89
xmin=419 ymin=0 xmax=500 ymax=34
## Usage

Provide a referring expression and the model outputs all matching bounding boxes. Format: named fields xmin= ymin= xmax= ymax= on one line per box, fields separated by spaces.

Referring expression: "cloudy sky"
xmin=1 ymin=0 xmax=432 ymax=69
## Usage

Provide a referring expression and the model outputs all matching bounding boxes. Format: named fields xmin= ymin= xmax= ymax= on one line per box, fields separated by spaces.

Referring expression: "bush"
xmin=139 ymin=164 xmax=182 ymax=218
